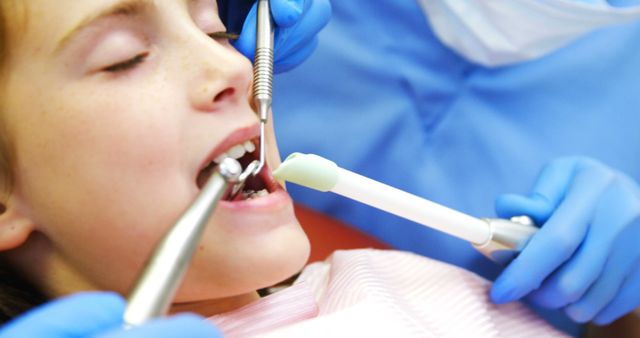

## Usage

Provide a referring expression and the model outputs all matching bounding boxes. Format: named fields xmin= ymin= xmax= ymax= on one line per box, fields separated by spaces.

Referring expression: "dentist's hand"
xmin=0 ymin=292 xmax=222 ymax=338
xmin=222 ymin=0 xmax=331 ymax=73
xmin=491 ymin=157 xmax=640 ymax=325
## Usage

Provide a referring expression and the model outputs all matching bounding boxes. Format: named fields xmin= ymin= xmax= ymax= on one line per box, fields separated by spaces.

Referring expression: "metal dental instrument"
xmin=124 ymin=158 xmax=242 ymax=327
xmin=230 ymin=0 xmax=274 ymax=199
xmin=252 ymin=0 xmax=274 ymax=175
xmin=273 ymin=153 xmax=539 ymax=265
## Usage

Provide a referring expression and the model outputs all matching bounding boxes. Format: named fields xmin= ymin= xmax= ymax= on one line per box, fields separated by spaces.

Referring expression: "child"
xmin=0 ymin=0 xmax=310 ymax=320
xmin=0 ymin=1 xmax=570 ymax=337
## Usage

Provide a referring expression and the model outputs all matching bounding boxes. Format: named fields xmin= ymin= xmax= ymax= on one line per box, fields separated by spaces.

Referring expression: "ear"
xmin=0 ymin=198 xmax=35 ymax=251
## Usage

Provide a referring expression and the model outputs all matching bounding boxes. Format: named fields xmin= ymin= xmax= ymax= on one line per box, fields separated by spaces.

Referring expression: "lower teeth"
xmin=244 ymin=189 xmax=269 ymax=199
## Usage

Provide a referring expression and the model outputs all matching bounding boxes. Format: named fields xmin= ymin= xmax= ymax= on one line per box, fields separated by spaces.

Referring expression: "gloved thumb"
xmin=496 ymin=157 xmax=580 ymax=225
xmin=495 ymin=193 xmax=554 ymax=225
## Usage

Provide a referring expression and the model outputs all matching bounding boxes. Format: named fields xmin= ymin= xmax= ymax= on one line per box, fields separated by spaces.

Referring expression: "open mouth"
xmin=196 ymin=138 xmax=276 ymax=201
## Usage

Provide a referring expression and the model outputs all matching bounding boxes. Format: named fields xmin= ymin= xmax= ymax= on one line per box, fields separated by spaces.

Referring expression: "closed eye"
xmin=208 ymin=31 xmax=239 ymax=41
xmin=100 ymin=31 xmax=236 ymax=74
xmin=102 ymin=52 xmax=149 ymax=73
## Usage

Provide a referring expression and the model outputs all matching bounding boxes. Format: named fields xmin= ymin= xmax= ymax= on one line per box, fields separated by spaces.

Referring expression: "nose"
xmin=188 ymin=39 xmax=253 ymax=113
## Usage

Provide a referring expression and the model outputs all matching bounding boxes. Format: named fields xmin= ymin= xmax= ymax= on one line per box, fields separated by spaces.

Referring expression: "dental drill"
xmin=273 ymin=153 xmax=539 ymax=265
xmin=123 ymin=158 xmax=242 ymax=326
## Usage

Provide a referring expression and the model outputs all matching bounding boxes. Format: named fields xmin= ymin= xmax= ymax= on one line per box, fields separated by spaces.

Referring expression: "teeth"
xmin=244 ymin=141 xmax=256 ymax=153
xmin=227 ymin=144 xmax=246 ymax=159
xmin=212 ymin=141 xmax=257 ymax=164
xmin=245 ymin=189 xmax=269 ymax=199
xmin=213 ymin=154 xmax=228 ymax=164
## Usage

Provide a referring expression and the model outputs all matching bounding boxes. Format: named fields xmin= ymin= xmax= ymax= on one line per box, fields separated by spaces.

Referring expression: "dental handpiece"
xmin=123 ymin=158 xmax=242 ymax=327
xmin=273 ymin=153 xmax=539 ymax=265
xmin=252 ymin=0 xmax=274 ymax=175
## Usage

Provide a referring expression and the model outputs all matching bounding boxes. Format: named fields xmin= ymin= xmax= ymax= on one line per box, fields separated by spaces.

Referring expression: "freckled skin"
xmin=0 ymin=0 xmax=309 ymax=317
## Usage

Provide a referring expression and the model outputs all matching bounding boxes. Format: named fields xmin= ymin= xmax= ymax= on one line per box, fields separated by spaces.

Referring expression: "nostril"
xmin=214 ymin=88 xmax=235 ymax=103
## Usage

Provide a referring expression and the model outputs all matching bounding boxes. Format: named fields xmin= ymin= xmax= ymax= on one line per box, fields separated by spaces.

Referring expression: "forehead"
xmin=13 ymin=0 xmax=145 ymax=55
xmin=13 ymin=0 xmax=213 ymax=57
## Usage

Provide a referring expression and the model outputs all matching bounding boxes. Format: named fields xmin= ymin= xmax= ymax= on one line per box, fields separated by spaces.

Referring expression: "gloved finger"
xmin=527 ymin=182 xmax=637 ymax=309
xmin=273 ymin=0 xmax=330 ymax=62
xmin=496 ymin=158 xmax=578 ymax=224
xmin=593 ymin=259 xmax=640 ymax=325
xmin=564 ymin=217 xmax=640 ymax=323
xmin=526 ymin=157 xmax=579 ymax=206
xmin=234 ymin=0 xmax=330 ymax=72
xmin=270 ymin=0 xmax=304 ymax=27
xmin=495 ymin=193 xmax=554 ymax=226
xmin=0 ymin=292 xmax=124 ymax=338
xmin=490 ymin=163 xmax=613 ymax=304
xmin=95 ymin=314 xmax=222 ymax=338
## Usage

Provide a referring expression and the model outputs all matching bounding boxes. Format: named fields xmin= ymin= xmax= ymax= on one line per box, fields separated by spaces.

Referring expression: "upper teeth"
xmin=213 ymin=141 xmax=256 ymax=164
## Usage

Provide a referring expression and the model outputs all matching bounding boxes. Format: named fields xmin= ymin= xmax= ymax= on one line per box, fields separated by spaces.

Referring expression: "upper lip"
xmin=197 ymin=124 xmax=261 ymax=175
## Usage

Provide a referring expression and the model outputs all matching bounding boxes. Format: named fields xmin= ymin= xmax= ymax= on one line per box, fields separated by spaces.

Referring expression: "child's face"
xmin=1 ymin=0 xmax=309 ymax=312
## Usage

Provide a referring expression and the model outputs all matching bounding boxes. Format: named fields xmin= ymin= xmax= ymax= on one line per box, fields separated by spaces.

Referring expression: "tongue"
xmin=243 ymin=171 xmax=267 ymax=191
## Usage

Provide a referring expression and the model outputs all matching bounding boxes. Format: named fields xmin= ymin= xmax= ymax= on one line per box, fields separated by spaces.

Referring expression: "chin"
xmin=253 ymin=227 xmax=311 ymax=289
xmin=174 ymin=219 xmax=311 ymax=302
xmin=231 ymin=222 xmax=311 ymax=292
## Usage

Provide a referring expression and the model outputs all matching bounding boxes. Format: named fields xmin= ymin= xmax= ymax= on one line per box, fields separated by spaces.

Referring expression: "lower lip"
xmin=215 ymin=188 xmax=295 ymax=236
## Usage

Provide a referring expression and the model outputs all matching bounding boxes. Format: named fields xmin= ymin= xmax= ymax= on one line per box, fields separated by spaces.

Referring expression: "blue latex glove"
xmin=221 ymin=0 xmax=331 ymax=73
xmin=491 ymin=157 xmax=640 ymax=325
xmin=0 ymin=292 xmax=221 ymax=338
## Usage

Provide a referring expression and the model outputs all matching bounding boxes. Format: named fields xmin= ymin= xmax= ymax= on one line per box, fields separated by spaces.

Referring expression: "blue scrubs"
xmin=273 ymin=1 xmax=640 ymax=335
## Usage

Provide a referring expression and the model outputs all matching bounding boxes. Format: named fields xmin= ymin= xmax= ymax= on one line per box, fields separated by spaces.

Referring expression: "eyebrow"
xmin=55 ymin=0 xmax=156 ymax=53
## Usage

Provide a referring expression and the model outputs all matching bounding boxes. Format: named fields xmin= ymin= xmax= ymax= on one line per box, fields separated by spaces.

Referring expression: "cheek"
xmin=10 ymin=83 xmax=197 ymax=292
xmin=16 ymin=86 xmax=187 ymax=214
xmin=16 ymin=79 xmax=183 ymax=166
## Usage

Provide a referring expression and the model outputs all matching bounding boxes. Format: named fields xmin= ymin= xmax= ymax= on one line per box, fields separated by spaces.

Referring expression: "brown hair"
xmin=0 ymin=259 xmax=48 ymax=324
xmin=0 ymin=2 xmax=48 ymax=325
